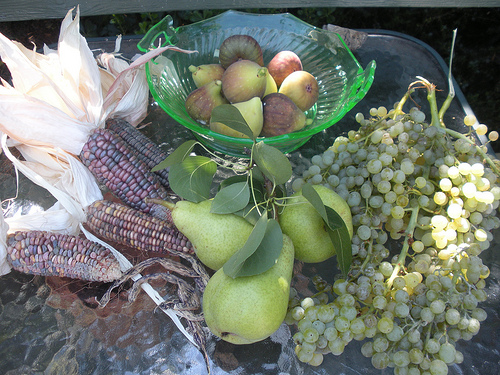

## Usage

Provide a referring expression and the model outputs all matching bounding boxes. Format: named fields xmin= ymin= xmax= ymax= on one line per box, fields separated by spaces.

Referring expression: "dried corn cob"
xmin=106 ymin=118 xmax=170 ymax=189
xmin=6 ymin=231 xmax=122 ymax=282
xmin=85 ymin=200 xmax=194 ymax=255
xmin=80 ymin=128 xmax=170 ymax=220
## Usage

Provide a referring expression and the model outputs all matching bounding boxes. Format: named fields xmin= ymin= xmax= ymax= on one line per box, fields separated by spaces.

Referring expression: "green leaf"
xmin=210 ymin=181 xmax=250 ymax=214
xmin=219 ymin=175 xmax=249 ymax=189
xmin=234 ymin=219 xmax=283 ymax=277
xmin=325 ymin=206 xmax=352 ymax=277
xmin=223 ymin=215 xmax=283 ymax=278
xmin=152 ymin=139 xmax=197 ymax=171
xmin=301 ymin=183 xmax=342 ymax=231
xmin=168 ymin=155 xmax=217 ymax=202
xmin=210 ymin=104 xmax=255 ymax=140
xmin=223 ymin=213 xmax=267 ymax=277
xmin=233 ymin=203 xmax=263 ymax=225
xmin=252 ymin=141 xmax=292 ymax=185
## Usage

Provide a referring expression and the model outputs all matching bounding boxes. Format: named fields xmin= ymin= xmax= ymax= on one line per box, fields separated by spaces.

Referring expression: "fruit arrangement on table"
xmin=0 ymin=8 xmax=498 ymax=375
xmin=159 ymin=73 xmax=500 ymax=375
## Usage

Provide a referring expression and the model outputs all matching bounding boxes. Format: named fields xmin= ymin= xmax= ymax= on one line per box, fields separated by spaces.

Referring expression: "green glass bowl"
xmin=138 ymin=10 xmax=376 ymax=158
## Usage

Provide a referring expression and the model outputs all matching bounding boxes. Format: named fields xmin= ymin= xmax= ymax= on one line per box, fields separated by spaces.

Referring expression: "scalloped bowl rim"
xmin=140 ymin=10 xmax=376 ymax=153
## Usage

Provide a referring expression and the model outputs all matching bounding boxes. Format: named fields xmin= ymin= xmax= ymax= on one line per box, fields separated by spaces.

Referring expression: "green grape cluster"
xmin=286 ymin=79 xmax=499 ymax=374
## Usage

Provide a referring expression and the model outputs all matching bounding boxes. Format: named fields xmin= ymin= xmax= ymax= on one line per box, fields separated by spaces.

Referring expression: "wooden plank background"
xmin=1 ymin=0 xmax=499 ymax=22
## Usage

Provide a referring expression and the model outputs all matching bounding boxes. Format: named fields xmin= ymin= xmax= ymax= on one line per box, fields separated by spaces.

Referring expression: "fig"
xmin=219 ymin=34 xmax=264 ymax=69
xmin=210 ymin=97 xmax=263 ymax=139
xmin=267 ymin=50 xmax=303 ymax=87
xmin=260 ymin=93 xmax=306 ymax=137
xmin=278 ymin=71 xmax=319 ymax=112
xmin=221 ymin=60 xmax=268 ymax=103
xmin=185 ymin=79 xmax=228 ymax=124
xmin=189 ymin=64 xmax=225 ymax=88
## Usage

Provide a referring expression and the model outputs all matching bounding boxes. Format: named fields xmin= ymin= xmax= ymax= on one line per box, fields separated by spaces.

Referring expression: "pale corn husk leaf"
xmin=14 ymin=142 xmax=103 ymax=207
xmin=57 ymin=7 xmax=103 ymax=125
xmin=0 ymin=8 xmax=103 ymax=126
xmin=1 ymin=134 xmax=85 ymax=222
xmin=102 ymin=45 xmax=197 ymax=126
xmin=5 ymin=201 xmax=80 ymax=235
xmin=0 ymin=85 xmax=93 ymax=154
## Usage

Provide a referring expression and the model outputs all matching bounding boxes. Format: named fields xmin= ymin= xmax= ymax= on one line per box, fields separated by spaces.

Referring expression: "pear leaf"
xmin=234 ymin=219 xmax=283 ymax=277
xmin=223 ymin=214 xmax=283 ymax=278
xmin=325 ymin=206 xmax=352 ymax=277
xmin=210 ymin=181 xmax=250 ymax=214
xmin=301 ymin=183 xmax=342 ymax=230
xmin=168 ymin=155 xmax=217 ymax=202
xmin=219 ymin=175 xmax=248 ymax=189
xmin=223 ymin=213 xmax=267 ymax=278
xmin=234 ymin=203 xmax=263 ymax=225
xmin=152 ymin=139 xmax=197 ymax=171
xmin=252 ymin=141 xmax=292 ymax=185
xmin=210 ymin=104 xmax=255 ymax=141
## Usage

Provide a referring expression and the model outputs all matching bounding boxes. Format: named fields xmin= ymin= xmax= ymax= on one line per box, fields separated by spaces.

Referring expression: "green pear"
xmin=203 ymin=234 xmax=295 ymax=344
xmin=279 ymin=185 xmax=353 ymax=263
xmin=209 ymin=97 xmax=263 ymax=138
xmin=171 ymin=199 xmax=254 ymax=270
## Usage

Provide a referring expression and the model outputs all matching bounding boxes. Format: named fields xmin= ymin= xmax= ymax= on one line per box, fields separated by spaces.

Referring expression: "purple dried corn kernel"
xmin=106 ymin=118 xmax=170 ymax=189
xmin=80 ymin=128 xmax=169 ymax=219
xmin=85 ymin=200 xmax=194 ymax=255
xmin=6 ymin=231 xmax=122 ymax=282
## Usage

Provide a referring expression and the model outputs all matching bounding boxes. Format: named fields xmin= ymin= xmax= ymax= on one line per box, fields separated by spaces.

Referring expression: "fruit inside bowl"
xmin=138 ymin=10 xmax=376 ymax=158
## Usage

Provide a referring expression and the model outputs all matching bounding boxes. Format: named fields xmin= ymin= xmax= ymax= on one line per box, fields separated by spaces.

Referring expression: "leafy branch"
xmin=155 ymin=104 xmax=351 ymax=278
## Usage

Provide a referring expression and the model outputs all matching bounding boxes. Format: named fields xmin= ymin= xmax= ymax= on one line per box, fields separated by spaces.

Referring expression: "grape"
xmin=303 ymin=328 xmax=320 ymax=343
xmin=371 ymin=352 xmax=390 ymax=369
xmin=309 ymin=352 xmax=324 ymax=366
xmin=429 ymin=359 xmax=449 ymax=375
xmin=377 ymin=317 xmax=394 ymax=333
xmin=393 ymin=350 xmax=411 ymax=367
xmin=287 ymin=82 xmax=498 ymax=374
xmin=328 ymin=338 xmax=346 ymax=355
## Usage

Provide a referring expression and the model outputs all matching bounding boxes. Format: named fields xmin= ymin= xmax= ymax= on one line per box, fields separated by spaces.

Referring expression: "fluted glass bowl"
xmin=138 ymin=10 xmax=376 ymax=157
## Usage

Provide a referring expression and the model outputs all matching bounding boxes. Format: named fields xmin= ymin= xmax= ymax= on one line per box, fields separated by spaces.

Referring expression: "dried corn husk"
xmin=0 ymin=6 xmax=199 ymax=347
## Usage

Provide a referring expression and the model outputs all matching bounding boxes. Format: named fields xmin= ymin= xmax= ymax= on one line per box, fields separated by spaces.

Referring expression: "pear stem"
xmin=145 ymin=198 xmax=176 ymax=211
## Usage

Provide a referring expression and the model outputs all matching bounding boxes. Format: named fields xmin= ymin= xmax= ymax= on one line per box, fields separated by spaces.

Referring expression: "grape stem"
xmin=415 ymin=76 xmax=500 ymax=176
xmin=386 ymin=204 xmax=420 ymax=289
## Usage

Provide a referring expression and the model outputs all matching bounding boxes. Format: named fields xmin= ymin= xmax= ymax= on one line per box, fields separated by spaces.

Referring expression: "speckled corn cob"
xmin=106 ymin=118 xmax=170 ymax=189
xmin=85 ymin=200 xmax=194 ymax=255
xmin=6 ymin=231 xmax=122 ymax=282
xmin=80 ymin=128 xmax=170 ymax=220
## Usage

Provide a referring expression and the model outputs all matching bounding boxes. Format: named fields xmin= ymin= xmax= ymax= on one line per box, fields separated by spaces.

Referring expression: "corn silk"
xmin=0 ymin=6 xmax=198 ymax=346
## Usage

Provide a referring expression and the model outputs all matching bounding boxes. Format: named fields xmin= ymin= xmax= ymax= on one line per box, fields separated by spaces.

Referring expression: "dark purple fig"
xmin=219 ymin=34 xmax=264 ymax=69
xmin=261 ymin=93 xmax=306 ymax=137
xmin=185 ymin=80 xmax=228 ymax=124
